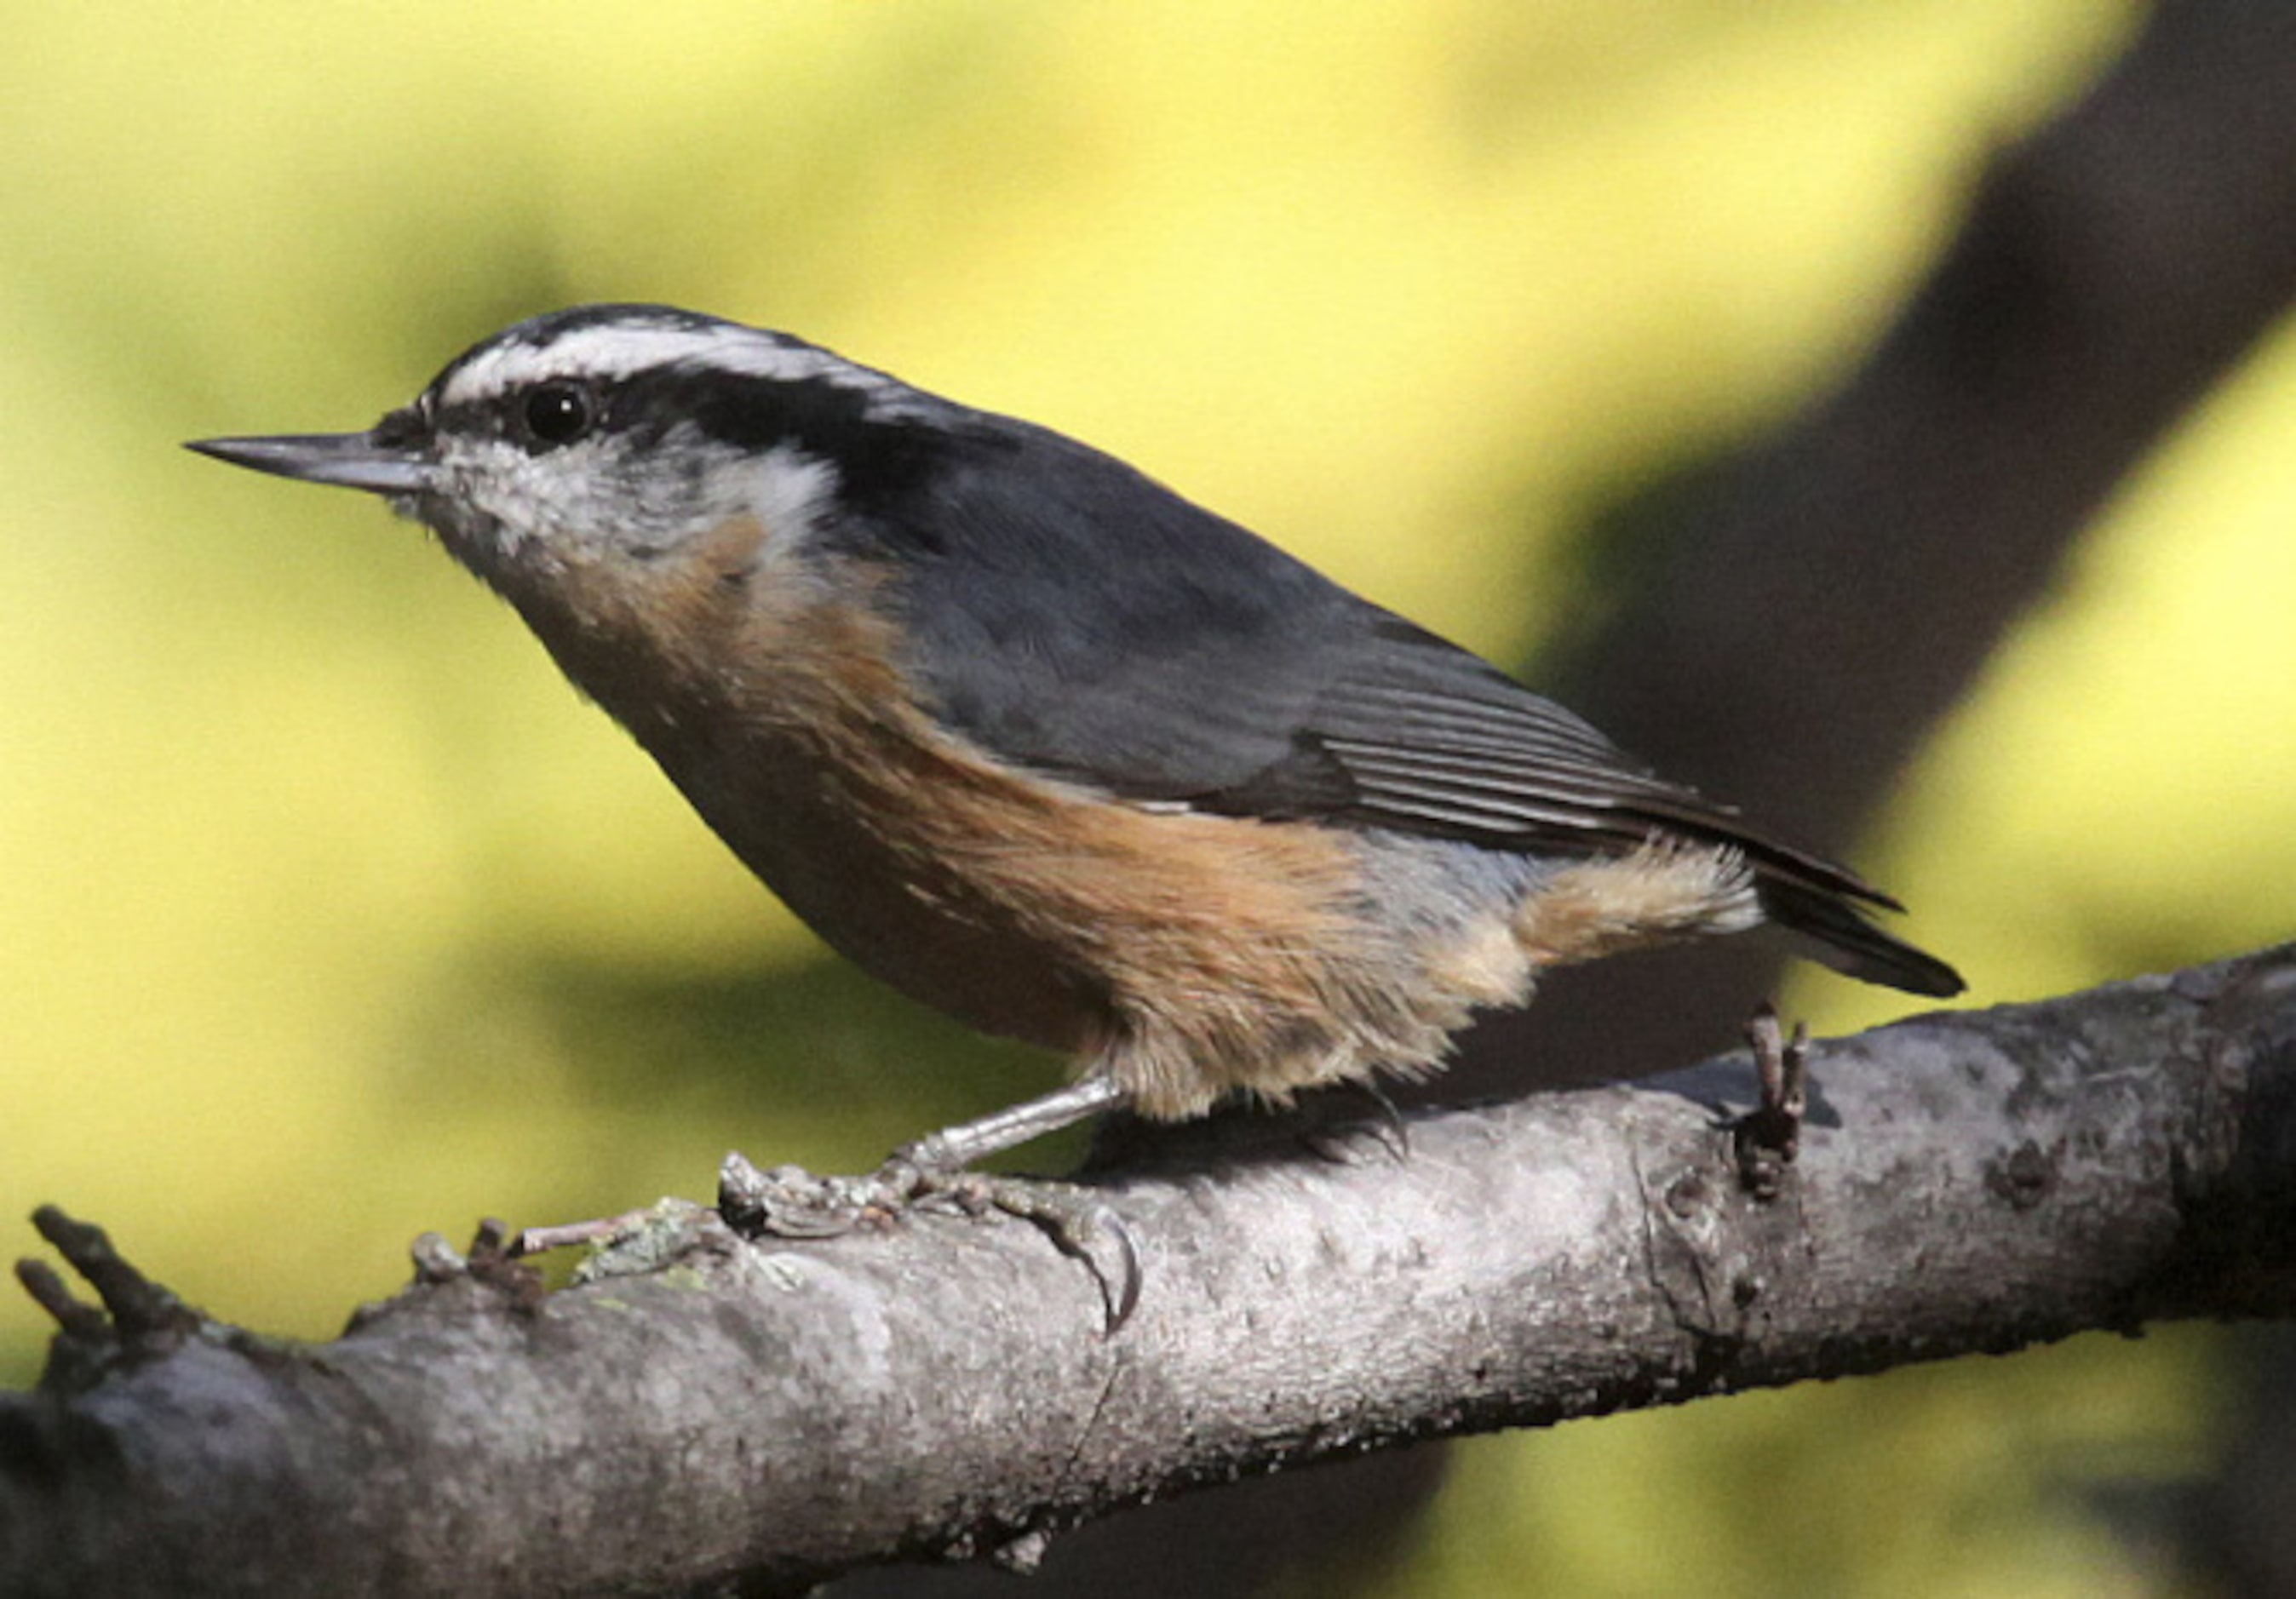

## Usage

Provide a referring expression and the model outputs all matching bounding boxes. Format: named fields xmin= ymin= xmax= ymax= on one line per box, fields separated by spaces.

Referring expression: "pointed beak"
xmin=186 ymin=431 xmax=439 ymax=496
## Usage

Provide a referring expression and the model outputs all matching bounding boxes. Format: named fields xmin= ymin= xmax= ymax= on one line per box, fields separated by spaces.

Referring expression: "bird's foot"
xmin=1733 ymin=1000 xmax=1809 ymax=1199
xmin=717 ymin=1149 xmax=1141 ymax=1332
xmin=715 ymin=1153 xmax=912 ymax=1239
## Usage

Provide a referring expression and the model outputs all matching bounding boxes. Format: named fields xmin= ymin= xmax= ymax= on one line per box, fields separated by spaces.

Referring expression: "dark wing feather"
xmin=877 ymin=416 xmax=1962 ymax=997
xmin=1214 ymin=620 xmax=1903 ymax=910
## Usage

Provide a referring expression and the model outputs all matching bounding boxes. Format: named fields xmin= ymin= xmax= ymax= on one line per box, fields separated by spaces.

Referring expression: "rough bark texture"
xmin=6 ymin=945 xmax=2295 ymax=1596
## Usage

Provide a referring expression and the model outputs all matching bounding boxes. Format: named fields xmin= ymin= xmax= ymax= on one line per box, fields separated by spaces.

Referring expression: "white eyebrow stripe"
xmin=437 ymin=322 xmax=920 ymax=414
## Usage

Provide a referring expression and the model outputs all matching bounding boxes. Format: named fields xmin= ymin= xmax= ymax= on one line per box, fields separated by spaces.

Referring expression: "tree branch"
xmin=7 ymin=946 xmax=2295 ymax=1596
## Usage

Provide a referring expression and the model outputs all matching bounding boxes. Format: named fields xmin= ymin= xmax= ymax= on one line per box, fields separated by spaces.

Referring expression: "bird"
xmin=190 ymin=303 xmax=1961 ymax=1224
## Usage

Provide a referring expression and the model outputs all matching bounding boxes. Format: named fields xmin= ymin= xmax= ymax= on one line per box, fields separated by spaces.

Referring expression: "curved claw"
xmin=917 ymin=1171 xmax=1143 ymax=1335
xmin=1299 ymin=1080 xmax=1411 ymax=1166
xmin=1101 ymin=1213 xmax=1144 ymax=1331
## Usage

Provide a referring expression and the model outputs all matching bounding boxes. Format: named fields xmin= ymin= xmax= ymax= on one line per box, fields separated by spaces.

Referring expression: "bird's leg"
xmin=892 ymin=1074 xmax=1129 ymax=1172
xmin=718 ymin=1070 xmax=1143 ymax=1329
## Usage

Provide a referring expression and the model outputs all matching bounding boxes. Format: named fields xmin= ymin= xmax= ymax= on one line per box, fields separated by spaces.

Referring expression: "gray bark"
xmin=6 ymin=945 xmax=2295 ymax=1596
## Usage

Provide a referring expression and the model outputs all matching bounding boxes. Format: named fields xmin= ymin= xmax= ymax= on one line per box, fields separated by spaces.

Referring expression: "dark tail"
xmin=1757 ymin=877 xmax=1965 ymax=998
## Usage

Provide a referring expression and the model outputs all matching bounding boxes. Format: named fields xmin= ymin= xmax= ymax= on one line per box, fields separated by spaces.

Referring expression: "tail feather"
xmin=1757 ymin=877 xmax=1965 ymax=999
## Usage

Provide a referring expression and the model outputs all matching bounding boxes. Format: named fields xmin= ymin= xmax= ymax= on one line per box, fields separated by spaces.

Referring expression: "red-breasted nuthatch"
xmin=192 ymin=304 xmax=1961 ymax=1194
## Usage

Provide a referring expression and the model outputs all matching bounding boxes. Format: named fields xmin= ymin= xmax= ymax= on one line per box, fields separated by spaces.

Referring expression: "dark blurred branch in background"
xmin=8 ymin=948 xmax=2296 ymax=1597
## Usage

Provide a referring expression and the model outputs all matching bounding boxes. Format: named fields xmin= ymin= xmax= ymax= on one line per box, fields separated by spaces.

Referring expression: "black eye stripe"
xmin=421 ymin=369 xmax=969 ymax=502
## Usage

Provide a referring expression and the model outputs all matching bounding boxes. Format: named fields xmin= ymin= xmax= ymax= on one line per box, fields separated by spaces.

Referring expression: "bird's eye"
xmin=520 ymin=383 xmax=594 ymax=449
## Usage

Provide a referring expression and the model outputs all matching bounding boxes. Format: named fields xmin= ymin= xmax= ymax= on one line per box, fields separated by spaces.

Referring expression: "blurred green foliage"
xmin=8 ymin=2 xmax=2286 ymax=1592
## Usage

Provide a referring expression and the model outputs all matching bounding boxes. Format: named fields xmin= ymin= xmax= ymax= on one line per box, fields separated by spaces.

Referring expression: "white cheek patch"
xmin=441 ymin=434 xmax=838 ymax=576
xmin=448 ymin=439 xmax=606 ymax=563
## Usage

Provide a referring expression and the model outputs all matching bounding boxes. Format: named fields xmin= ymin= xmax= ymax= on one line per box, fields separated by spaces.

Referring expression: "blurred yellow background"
xmin=4 ymin=2 xmax=2286 ymax=1592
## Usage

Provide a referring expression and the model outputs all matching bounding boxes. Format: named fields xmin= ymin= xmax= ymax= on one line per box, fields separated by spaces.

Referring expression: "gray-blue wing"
xmin=875 ymin=418 xmax=1962 ymax=996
